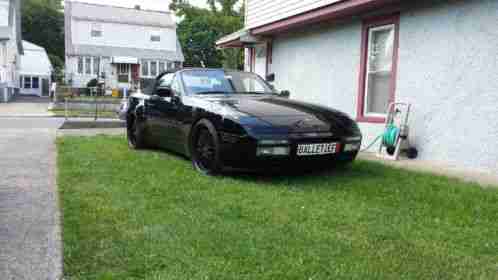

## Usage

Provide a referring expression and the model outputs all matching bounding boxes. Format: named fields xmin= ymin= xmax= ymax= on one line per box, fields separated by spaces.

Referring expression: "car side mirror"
xmin=280 ymin=90 xmax=290 ymax=98
xmin=266 ymin=73 xmax=275 ymax=82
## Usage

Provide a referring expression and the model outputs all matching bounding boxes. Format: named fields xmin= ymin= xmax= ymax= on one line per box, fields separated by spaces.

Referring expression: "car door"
xmin=145 ymin=73 xmax=175 ymax=148
xmin=160 ymin=75 xmax=186 ymax=153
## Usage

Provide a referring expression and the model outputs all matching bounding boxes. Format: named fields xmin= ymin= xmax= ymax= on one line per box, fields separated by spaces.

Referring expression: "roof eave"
xmin=216 ymin=29 xmax=262 ymax=49
xmin=251 ymin=0 xmax=400 ymax=35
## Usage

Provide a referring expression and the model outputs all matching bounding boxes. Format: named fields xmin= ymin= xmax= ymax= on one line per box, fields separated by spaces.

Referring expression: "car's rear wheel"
xmin=127 ymin=115 xmax=146 ymax=149
xmin=191 ymin=120 xmax=222 ymax=175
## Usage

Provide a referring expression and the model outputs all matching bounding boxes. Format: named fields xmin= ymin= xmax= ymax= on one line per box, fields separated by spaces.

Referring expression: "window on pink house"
xmin=357 ymin=14 xmax=400 ymax=123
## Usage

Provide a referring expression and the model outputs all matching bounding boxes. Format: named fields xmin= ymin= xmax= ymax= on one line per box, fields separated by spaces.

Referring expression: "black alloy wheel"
xmin=127 ymin=116 xmax=146 ymax=149
xmin=191 ymin=121 xmax=222 ymax=175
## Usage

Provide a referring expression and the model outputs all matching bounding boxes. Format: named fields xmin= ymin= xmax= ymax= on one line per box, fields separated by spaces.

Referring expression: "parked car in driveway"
xmin=125 ymin=68 xmax=362 ymax=175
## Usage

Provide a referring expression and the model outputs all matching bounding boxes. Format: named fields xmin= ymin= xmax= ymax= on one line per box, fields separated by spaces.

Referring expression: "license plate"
xmin=297 ymin=143 xmax=339 ymax=156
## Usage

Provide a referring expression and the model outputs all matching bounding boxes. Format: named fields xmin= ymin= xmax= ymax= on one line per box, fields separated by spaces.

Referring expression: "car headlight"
xmin=258 ymin=139 xmax=289 ymax=145
xmin=257 ymin=139 xmax=290 ymax=156
xmin=256 ymin=146 xmax=290 ymax=156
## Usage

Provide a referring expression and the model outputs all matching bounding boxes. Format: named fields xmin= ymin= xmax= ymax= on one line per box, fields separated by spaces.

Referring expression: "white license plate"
xmin=297 ymin=143 xmax=339 ymax=156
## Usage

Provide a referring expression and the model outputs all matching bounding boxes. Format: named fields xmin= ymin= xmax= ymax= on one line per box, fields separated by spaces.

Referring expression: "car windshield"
xmin=181 ymin=69 xmax=274 ymax=95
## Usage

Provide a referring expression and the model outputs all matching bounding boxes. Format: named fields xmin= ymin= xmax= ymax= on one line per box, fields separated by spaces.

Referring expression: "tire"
xmin=406 ymin=147 xmax=418 ymax=159
xmin=190 ymin=120 xmax=222 ymax=175
xmin=127 ymin=115 xmax=146 ymax=149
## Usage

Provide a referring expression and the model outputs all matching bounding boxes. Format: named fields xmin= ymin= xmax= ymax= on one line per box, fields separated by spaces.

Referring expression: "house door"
xmin=252 ymin=44 xmax=267 ymax=79
xmin=117 ymin=64 xmax=131 ymax=88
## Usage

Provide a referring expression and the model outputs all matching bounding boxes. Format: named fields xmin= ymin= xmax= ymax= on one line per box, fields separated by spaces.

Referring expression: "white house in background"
xmin=217 ymin=0 xmax=498 ymax=176
xmin=0 ymin=0 xmax=23 ymax=102
xmin=19 ymin=41 xmax=53 ymax=96
xmin=64 ymin=1 xmax=184 ymax=92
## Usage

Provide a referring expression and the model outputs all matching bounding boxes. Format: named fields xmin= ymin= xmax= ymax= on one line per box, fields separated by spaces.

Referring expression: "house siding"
xmin=245 ymin=0 xmax=341 ymax=29
xmin=0 ymin=0 xmax=21 ymax=102
xmin=270 ymin=0 xmax=498 ymax=174
xmin=0 ymin=1 xmax=9 ymax=27
xmin=64 ymin=1 xmax=183 ymax=90
xmin=71 ymin=20 xmax=177 ymax=52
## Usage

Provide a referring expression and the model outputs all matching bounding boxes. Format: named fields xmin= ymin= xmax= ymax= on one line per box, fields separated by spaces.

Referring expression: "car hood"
xmin=197 ymin=95 xmax=360 ymax=136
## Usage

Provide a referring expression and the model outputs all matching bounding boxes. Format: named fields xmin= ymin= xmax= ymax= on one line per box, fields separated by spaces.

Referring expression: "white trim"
xmin=77 ymin=56 xmax=102 ymax=76
xmin=363 ymin=24 xmax=394 ymax=117
xmin=140 ymin=59 xmax=173 ymax=78
xmin=112 ymin=56 xmax=138 ymax=64
xmin=91 ymin=22 xmax=103 ymax=37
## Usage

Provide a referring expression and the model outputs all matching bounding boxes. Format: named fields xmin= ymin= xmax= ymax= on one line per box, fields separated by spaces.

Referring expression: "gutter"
xmin=216 ymin=0 xmax=400 ymax=48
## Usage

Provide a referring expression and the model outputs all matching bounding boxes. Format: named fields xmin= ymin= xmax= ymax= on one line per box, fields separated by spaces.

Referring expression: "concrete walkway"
xmin=359 ymin=153 xmax=498 ymax=188
xmin=0 ymin=95 xmax=54 ymax=117
xmin=0 ymin=117 xmax=64 ymax=280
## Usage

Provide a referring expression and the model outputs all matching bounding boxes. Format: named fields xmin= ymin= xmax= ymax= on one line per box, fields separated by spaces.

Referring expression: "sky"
xmin=64 ymin=0 xmax=210 ymax=12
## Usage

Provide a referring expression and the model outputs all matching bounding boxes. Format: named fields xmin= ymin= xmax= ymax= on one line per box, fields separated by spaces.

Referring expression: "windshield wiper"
xmin=234 ymin=91 xmax=268 ymax=95
xmin=195 ymin=91 xmax=232 ymax=95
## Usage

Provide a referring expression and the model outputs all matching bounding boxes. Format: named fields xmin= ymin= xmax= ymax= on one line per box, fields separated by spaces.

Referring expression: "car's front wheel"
xmin=127 ymin=115 xmax=146 ymax=149
xmin=191 ymin=120 xmax=222 ymax=175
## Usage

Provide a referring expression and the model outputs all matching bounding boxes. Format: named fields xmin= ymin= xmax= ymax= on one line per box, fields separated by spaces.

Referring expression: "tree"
xmin=21 ymin=0 xmax=64 ymax=72
xmin=206 ymin=0 xmax=238 ymax=16
xmin=170 ymin=0 xmax=244 ymax=69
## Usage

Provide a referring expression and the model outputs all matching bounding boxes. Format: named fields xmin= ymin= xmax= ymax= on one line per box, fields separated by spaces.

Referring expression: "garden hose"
xmin=382 ymin=125 xmax=400 ymax=148
xmin=360 ymin=124 xmax=400 ymax=152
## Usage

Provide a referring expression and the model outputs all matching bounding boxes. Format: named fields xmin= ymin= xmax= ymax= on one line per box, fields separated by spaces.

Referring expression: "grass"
xmin=57 ymin=136 xmax=498 ymax=280
xmin=50 ymin=109 xmax=118 ymax=119
xmin=59 ymin=95 xmax=123 ymax=102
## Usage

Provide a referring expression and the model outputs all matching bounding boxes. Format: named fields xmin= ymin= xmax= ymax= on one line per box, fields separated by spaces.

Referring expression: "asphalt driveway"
xmin=0 ymin=117 xmax=64 ymax=280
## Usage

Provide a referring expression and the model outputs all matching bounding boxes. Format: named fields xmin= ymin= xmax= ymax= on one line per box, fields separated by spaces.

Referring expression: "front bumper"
xmin=219 ymin=133 xmax=361 ymax=171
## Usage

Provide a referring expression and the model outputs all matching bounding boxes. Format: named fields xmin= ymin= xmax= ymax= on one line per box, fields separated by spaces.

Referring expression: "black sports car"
xmin=125 ymin=68 xmax=362 ymax=175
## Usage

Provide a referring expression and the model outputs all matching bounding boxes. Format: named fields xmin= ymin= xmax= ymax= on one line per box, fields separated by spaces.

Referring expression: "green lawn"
xmin=50 ymin=109 xmax=118 ymax=119
xmin=57 ymin=136 xmax=498 ymax=280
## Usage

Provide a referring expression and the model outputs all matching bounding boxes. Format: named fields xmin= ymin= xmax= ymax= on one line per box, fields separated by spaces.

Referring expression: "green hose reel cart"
xmin=377 ymin=102 xmax=418 ymax=160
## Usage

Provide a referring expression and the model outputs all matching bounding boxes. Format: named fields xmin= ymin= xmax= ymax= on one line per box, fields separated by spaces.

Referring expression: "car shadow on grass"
xmin=141 ymin=146 xmax=387 ymax=191
xmin=222 ymin=160 xmax=387 ymax=190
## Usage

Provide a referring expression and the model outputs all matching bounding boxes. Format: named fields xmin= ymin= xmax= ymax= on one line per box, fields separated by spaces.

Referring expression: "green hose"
xmin=382 ymin=125 xmax=400 ymax=148
xmin=360 ymin=124 xmax=400 ymax=152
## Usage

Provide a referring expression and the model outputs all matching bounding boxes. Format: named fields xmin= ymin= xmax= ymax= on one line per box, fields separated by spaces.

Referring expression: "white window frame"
xmin=117 ymin=64 xmax=131 ymax=83
xmin=141 ymin=60 xmax=170 ymax=78
xmin=168 ymin=62 xmax=175 ymax=71
xmin=141 ymin=60 xmax=149 ymax=77
xmin=77 ymin=57 xmax=84 ymax=74
xmin=118 ymin=64 xmax=130 ymax=75
xmin=150 ymin=30 xmax=161 ymax=42
xmin=363 ymin=24 xmax=395 ymax=118
xmin=150 ymin=61 xmax=158 ymax=76
xmin=32 ymin=76 xmax=39 ymax=89
xmin=85 ymin=57 xmax=92 ymax=75
xmin=91 ymin=23 xmax=103 ymax=38
xmin=93 ymin=57 xmax=100 ymax=75
xmin=77 ymin=56 xmax=102 ymax=76
xmin=23 ymin=76 xmax=32 ymax=89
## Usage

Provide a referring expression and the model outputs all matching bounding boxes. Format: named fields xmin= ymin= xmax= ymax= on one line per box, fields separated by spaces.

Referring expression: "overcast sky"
xmin=65 ymin=0 xmax=210 ymax=11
